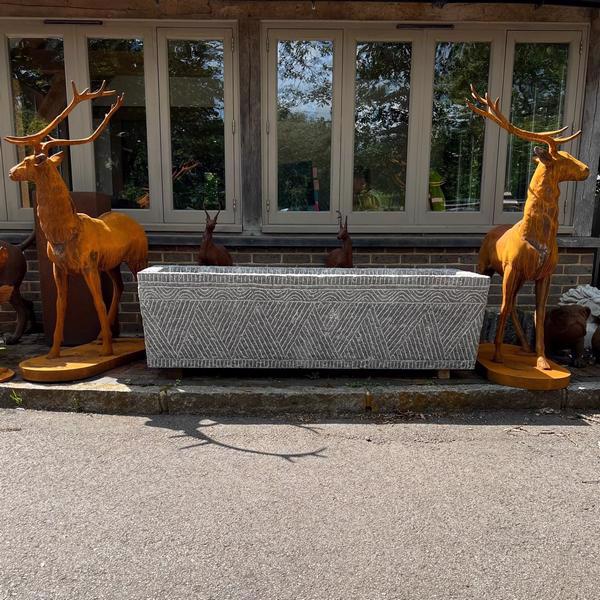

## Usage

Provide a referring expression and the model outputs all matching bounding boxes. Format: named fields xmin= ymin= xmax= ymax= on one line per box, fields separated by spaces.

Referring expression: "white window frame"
xmin=74 ymin=24 xmax=164 ymax=225
xmin=493 ymin=29 xmax=586 ymax=226
xmin=157 ymin=27 xmax=240 ymax=227
xmin=261 ymin=21 xmax=589 ymax=234
xmin=0 ymin=19 xmax=242 ymax=232
xmin=339 ymin=30 xmax=423 ymax=229
xmin=0 ymin=23 xmax=81 ymax=226
xmin=262 ymin=28 xmax=344 ymax=231
xmin=417 ymin=29 xmax=504 ymax=227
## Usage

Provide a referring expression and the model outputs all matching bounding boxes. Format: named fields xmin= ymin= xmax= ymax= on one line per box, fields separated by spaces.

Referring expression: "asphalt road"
xmin=1 ymin=408 xmax=599 ymax=600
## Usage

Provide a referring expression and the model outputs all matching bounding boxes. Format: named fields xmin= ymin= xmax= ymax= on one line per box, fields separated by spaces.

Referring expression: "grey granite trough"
xmin=137 ymin=266 xmax=490 ymax=370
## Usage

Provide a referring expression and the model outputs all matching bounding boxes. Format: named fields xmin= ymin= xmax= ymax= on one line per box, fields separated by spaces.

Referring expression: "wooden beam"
xmin=239 ymin=18 xmax=262 ymax=233
xmin=574 ymin=9 xmax=600 ymax=236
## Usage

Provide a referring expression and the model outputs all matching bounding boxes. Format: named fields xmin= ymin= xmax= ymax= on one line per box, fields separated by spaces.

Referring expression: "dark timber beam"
xmin=238 ymin=18 xmax=262 ymax=234
xmin=574 ymin=10 xmax=600 ymax=236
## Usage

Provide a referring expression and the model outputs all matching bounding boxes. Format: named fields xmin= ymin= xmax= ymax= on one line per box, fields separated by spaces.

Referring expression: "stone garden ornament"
xmin=325 ymin=211 xmax=353 ymax=268
xmin=467 ymin=86 xmax=589 ymax=377
xmin=5 ymin=81 xmax=148 ymax=379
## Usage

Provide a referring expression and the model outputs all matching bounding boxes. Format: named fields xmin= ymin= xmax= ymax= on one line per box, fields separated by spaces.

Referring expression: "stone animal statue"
xmin=197 ymin=209 xmax=233 ymax=266
xmin=0 ymin=230 xmax=36 ymax=344
xmin=5 ymin=81 xmax=148 ymax=358
xmin=544 ymin=305 xmax=590 ymax=367
xmin=467 ymin=85 xmax=589 ymax=370
xmin=325 ymin=211 xmax=353 ymax=268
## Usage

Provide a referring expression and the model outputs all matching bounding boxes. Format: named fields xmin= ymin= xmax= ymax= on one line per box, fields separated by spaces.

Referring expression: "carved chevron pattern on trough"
xmin=138 ymin=266 xmax=490 ymax=370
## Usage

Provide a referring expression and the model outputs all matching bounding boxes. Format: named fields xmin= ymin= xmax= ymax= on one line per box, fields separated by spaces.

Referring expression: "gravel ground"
xmin=1 ymin=408 xmax=599 ymax=600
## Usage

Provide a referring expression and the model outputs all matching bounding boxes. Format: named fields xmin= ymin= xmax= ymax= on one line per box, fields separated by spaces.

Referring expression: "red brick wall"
xmin=0 ymin=245 xmax=594 ymax=338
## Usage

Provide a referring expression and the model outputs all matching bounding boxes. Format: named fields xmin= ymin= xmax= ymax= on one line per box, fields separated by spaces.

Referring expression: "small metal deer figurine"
xmin=325 ymin=211 xmax=353 ymax=268
xmin=198 ymin=210 xmax=233 ymax=266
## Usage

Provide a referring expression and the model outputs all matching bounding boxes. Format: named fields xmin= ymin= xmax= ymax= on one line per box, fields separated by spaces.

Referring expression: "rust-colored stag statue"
xmin=5 ymin=81 xmax=148 ymax=359
xmin=325 ymin=210 xmax=353 ymax=268
xmin=467 ymin=85 xmax=589 ymax=370
xmin=198 ymin=209 xmax=233 ymax=266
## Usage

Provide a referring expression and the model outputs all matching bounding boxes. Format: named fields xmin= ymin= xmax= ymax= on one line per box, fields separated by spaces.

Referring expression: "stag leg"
xmin=535 ymin=276 xmax=552 ymax=370
xmin=493 ymin=266 xmax=520 ymax=364
xmin=83 ymin=268 xmax=113 ymax=356
xmin=6 ymin=287 xmax=32 ymax=344
xmin=511 ymin=307 xmax=532 ymax=353
xmin=48 ymin=265 xmax=68 ymax=359
xmin=106 ymin=267 xmax=124 ymax=328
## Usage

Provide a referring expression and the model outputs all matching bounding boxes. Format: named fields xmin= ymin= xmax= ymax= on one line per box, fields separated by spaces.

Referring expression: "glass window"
xmin=8 ymin=37 xmax=71 ymax=207
xmin=277 ymin=39 xmax=333 ymax=212
xmin=88 ymin=38 xmax=150 ymax=210
xmin=429 ymin=42 xmax=491 ymax=212
xmin=167 ymin=39 xmax=225 ymax=211
xmin=503 ymin=42 xmax=569 ymax=212
xmin=353 ymin=42 xmax=411 ymax=213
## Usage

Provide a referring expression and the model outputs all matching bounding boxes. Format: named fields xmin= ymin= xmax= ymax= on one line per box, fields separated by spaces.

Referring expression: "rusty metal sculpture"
xmin=325 ymin=211 xmax=353 ymax=268
xmin=198 ymin=209 xmax=233 ymax=266
xmin=467 ymin=86 xmax=589 ymax=370
xmin=0 ymin=230 xmax=36 ymax=344
xmin=5 ymin=81 xmax=148 ymax=359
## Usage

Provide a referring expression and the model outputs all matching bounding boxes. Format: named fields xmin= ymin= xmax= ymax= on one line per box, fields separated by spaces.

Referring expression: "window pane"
xmin=429 ymin=42 xmax=490 ymax=212
xmin=277 ymin=40 xmax=333 ymax=212
xmin=504 ymin=42 xmax=569 ymax=212
xmin=8 ymin=37 xmax=71 ymax=208
xmin=167 ymin=39 xmax=225 ymax=211
xmin=88 ymin=38 xmax=149 ymax=210
xmin=353 ymin=42 xmax=411 ymax=213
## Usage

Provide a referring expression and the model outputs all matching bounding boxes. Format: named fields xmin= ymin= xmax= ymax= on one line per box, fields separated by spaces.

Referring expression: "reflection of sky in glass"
xmin=168 ymin=40 xmax=225 ymax=119
xmin=277 ymin=40 xmax=333 ymax=121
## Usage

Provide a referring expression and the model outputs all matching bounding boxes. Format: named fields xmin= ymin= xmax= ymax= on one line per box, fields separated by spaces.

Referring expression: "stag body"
xmin=6 ymin=82 xmax=148 ymax=358
xmin=198 ymin=210 xmax=233 ymax=266
xmin=325 ymin=213 xmax=353 ymax=268
xmin=468 ymin=87 xmax=589 ymax=369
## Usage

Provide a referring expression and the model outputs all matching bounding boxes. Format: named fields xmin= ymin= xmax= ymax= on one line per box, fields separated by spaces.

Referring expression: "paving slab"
xmin=0 ymin=334 xmax=600 ymax=415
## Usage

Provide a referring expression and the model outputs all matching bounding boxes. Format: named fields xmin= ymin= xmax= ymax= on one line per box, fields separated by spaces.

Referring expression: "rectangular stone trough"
xmin=137 ymin=266 xmax=490 ymax=370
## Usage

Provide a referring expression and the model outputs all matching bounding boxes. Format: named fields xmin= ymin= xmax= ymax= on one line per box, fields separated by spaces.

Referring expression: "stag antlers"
xmin=5 ymin=80 xmax=124 ymax=154
xmin=466 ymin=84 xmax=581 ymax=153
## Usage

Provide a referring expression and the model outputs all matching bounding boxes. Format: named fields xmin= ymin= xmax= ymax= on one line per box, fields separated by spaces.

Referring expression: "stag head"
xmin=466 ymin=85 xmax=589 ymax=183
xmin=336 ymin=210 xmax=349 ymax=241
xmin=204 ymin=209 xmax=221 ymax=233
xmin=5 ymin=80 xmax=124 ymax=184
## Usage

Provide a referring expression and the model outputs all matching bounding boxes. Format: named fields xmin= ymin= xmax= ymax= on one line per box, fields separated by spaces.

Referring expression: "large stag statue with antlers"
xmin=467 ymin=86 xmax=589 ymax=370
xmin=5 ymin=81 xmax=148 ymax=359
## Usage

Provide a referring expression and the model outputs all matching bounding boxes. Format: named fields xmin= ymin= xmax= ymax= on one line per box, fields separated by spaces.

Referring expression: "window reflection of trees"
xmin=9 ymin=37 xmax=71 ymax=207
xmin=504 ymin=43 xmax=568 ymax=212
xmin=168 ymin=40 xmax=225 ymax=211
xmin=430 ymin=42 xmax=490 ymax=213
xmin=88 ymin=38 xmax=150 ymax=210
xmin=353 ymin=42 xmax=411 ymax=212
xmin=277 ymin=40 xmax=333 ymax=212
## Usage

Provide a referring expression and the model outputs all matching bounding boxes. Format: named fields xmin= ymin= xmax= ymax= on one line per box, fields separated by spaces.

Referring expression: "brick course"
xmin=0 ymin=244 xmax=595 ymax=337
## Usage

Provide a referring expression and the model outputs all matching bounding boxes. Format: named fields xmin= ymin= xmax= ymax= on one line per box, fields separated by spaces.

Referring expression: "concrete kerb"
xmin=0 ymin=377 xmax=597 ymax=416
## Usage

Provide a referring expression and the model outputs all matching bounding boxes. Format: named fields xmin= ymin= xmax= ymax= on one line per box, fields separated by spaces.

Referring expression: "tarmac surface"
xmin=1 ymin=408 xmax=599 ymax=599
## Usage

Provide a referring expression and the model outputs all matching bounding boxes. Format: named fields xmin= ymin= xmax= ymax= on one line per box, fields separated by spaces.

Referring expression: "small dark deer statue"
xmin=0 ymin=230 xmax=36 ymax=344
xmin=198 ymin=209 xmax=233 ymax=266
xmin=325 ymin=211 xmax=353 ymax=268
